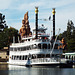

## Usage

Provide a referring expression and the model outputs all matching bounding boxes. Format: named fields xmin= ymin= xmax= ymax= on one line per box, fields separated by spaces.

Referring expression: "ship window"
xmin=54 ymin=44 xmax=58 ymax=49
xmin=14 ymin=48 xmax=15 ymax=51
xmin=29 ymin=46 xmax=31 ymax=50
xmin=25 ymin=55 xmax=27 ymax=60
xmin=14 ymin=48 xmax=17 ymax=51
xmin=22 ymin=47 xmax=24 ymax=51
xmin=27 ymin=46 xmax=29 ymax=50
xmin=32 ymin=55 xmax=35 ymax=59
xmin=46 ymin=54 xmax=50 ymax=58
xmin=14 ymin=56 xmax=16 ymax=60
xmin=13 ymin=56 xmax=15 ymax=60
xmin=23 ymin=48 xmax=24 ymax=50
xmin=23 ymin=56 xmax=24 ymax=60
xmin=40 ymin=54 xmax=45 ymax=58
xmin=16 ymin=48 xmax=18 ymax=51
xmin=21 ymin=56 xmax=23 ymax=60
xmin=42 ymin=44 xmax=47 ymax=49
xmin=15 ymin=56 xmax=17 ymax=60
xmin=21 ymin=47 xmax=23 ymax=51
xmin=28 ymin=39 xmax=30 ymax=41
xmin=28 ymin=46 xmax=30 ymax=50
xmin=24 ymin=47 xmax=26 ymax=50
xmin=26 ymin=46 xmax=29 ymax=50
xmin=13 ymin=48 xmax=14 ymax=51
xmin=10 ymin=48 xmax=13 ymax=51
xmin=37 ymin=54 xmax=42 ymax=58
xmin=31 ymin=45 xmax=33 ymax=49
xmin=18 ymin=48 xmax=20 ymax=51
xmin=12 ymin=55 xmax=13 ymax=60
xmin=17 ymin=56 xmax=19 ymax=60
xmin=20 ymin=56 xmax=21 ymax=60
xmin=21 ymin=47 xmax=22 ymax=51
xmin=12 ymin=56 xmax=14 ymax=60
xmin=19 ymin=48 xmax=21 ymax=51
xmin=30 ymin=45 xmax=32 ymax=49
xmin=20 ymin=48 xmax=21 ymax=51
xmin=13 ymin=48 xmax=15 ymax=51
xmin=38 ymin=44 xmax=41 ymax=49
xmin=33 ymin=44 xmax=37 ymax=49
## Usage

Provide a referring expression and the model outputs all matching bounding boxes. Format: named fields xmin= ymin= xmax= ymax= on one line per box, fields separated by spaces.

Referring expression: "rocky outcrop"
xmin=19 ymin=12 xmax=32 ymax=37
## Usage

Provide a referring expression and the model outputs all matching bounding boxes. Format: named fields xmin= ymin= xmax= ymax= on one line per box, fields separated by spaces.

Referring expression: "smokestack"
xmin=35 ymin=7 xmax=38 ymax=39
xmin=52 ymin=8 xmax=56 ymax=40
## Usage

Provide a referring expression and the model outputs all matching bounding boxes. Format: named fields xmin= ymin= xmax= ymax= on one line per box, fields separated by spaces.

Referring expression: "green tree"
xmin=0 ymin=32 xmax=8 ymax=48
xmin=67 ymin=20 xmax=75 ymax=52
xmin=67 ymin=20 xmax=74 ymax=40
xmin=0 ymin=13 xmax=8 ymax=32
xmin=58 ymin=31 xmax=67 ymax=41
xmin=0 ymin=28 xmax=19 ymax=49
xmin=67 ymin=39 xmax=75 ymax=52
xmin=72 ymin=27 xmax=75 ymax=39
xmin=58 ymin=20 xmax=75 ymax=52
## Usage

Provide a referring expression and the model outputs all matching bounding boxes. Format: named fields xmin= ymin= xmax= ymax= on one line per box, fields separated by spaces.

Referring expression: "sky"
xmin=0 ymin=0 xmax=75 ymax=36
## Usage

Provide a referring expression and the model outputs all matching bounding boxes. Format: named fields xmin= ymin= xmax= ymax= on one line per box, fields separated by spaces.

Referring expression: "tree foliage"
xmin=58 ymin=20 xmax=75 ymax=52
xmin=0 ymin=13 xmax=8 ymax=32
xmin=0 ymin=13 xmax=19 ymax=49
xmin=0 ymin=28 xmax=19 ymax=49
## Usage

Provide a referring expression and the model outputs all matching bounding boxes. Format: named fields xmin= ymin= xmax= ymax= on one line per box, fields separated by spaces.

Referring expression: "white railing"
xmin=31 ymin=58 xmax=60 ymax=63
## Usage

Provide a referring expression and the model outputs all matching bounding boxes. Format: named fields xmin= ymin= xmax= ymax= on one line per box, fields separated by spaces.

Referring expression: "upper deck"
xmin=10 ymin=36 xmax=50 ymax=47
xmin=10 ymin=25 xmax=63 ymax=55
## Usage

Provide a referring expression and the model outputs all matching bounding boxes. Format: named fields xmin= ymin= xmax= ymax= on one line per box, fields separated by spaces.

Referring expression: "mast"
xmin=52 ymin=8 xmax=56 ymax=40
xmin=35 ymin=7 xmax=38 ymax=39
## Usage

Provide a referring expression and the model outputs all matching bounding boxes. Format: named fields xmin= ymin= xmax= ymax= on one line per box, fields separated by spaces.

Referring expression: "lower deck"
xmin=9 ymin=57 xmax=73 ymax=68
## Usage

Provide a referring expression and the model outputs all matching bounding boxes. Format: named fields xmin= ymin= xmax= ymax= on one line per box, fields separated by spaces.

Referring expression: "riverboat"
xmin=9 ymin=23 xmax=63 ymax=67
xmin=9 ymin=7 xmax=73 ymax=67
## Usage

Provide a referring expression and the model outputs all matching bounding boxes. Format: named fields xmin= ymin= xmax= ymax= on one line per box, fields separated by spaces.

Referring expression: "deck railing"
xmin=31 ymin=58 xmax=60 ymax=63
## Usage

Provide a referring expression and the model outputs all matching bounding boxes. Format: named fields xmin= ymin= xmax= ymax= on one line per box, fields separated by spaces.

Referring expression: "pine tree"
xmin=58 ymin=20 xmax=75 ymax=52
xmin=67 ymin=20 xmax=75 ymax=52
xmin=0 ymin=13 xmax=8 ymax=32
xmin=67 ymin=20 xmax=74 ymax=40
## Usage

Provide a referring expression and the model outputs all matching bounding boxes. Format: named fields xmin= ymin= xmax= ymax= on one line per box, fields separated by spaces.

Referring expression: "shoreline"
xmin=0 ymin=62 xmax=8 ymax=65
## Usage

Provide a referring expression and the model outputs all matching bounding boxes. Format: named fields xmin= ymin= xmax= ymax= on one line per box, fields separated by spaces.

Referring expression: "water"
xmin=0 ymin=65 xmax=75 ymax=75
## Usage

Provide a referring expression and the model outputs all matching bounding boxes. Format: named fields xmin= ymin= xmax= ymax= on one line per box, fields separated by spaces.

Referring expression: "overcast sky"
xmin=0 ymin=0 xmax=75 ymax=35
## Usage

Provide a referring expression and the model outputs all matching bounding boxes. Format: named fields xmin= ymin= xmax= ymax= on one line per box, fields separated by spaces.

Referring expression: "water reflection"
xmin=0 ymin=65 xmax=75 ymax=75
xmin=0 ymin=64 xmax=8 ymax=70
xmin=0 ymin=65 xmax=9 ymax=75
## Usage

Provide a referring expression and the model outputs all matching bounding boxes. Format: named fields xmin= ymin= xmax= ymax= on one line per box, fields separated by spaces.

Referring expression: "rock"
xmin=19 ymin=11 xmax=32 ymax=37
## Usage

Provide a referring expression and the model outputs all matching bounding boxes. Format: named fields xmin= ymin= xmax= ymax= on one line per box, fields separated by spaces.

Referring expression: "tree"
xmin=66 ymin=20 xmax=75 ymax=52
xmin=72 ymin=27 xmax=75 ymax=39
xmin=67 ymin=39 xmax=75 ymax=52
xmin=58 ymin=20 xmax=75 ymax=52
xmin=0 ymin=32 xmax=8 ymax=48
xmin=67 ymin=20 xmax=74 ymax=40
xmin=0 ymin=13 xmax=8 ymax=32
xmin=0 ymin=28 xmax=19 ymax=49
xmin=58 ymin=31 xmax=67 ymax=41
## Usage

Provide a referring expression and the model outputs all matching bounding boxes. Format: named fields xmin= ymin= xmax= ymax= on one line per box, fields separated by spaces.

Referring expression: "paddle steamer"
xmin=9 ymin=7 xmax=64 ymax=67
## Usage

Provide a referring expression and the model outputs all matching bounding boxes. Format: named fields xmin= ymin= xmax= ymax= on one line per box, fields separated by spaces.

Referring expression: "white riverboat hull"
xmin=8 ymin=62 xmax=60 ymax=67
xmin=9 ymin=57 xmax=61 ymax=67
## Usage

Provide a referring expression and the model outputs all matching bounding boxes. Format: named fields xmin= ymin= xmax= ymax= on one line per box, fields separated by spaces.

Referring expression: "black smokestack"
xmin=52 ymin=8 xmax=56 ymax=40
xmin=35 ymin=7 xmax=38 ymax=39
